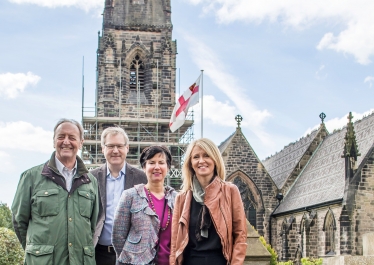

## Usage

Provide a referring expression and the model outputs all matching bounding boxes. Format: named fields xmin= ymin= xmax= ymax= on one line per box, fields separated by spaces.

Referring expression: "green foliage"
xmin=278 ymin=261 xmax=293 ymax=265
xmin=0 ymin=227 xmax=24 ymax=265
xmin=301 ymin=257 xmax=323 ymax=265
xmin=0 ymin=202 xmax=13 ymax=230
xmin=259 ymin=236 xmax=278 ymax=265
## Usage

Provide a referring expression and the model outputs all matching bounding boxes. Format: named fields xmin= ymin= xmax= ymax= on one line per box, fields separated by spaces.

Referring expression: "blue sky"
xmin=1 ymin=0 xmax=374 ymax=205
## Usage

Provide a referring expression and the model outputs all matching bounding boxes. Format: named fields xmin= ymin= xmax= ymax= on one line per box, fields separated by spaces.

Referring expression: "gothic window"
xmin=248 ymin=206 xmax=256 ymax=228
xmin=129 ymin=54 xmax=145 ymax=90
xmin=281 ymin=221 xmax=288 ymax=260
xmin=232 ymin=177 xmax=257 ymax=228
xmin=324 ymin=209 xmax=336 ymax=255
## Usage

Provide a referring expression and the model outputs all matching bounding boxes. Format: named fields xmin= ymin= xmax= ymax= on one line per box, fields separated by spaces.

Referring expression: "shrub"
xmin=259 ymin=236 xmax=278 ymax=265
xmin=301 ymin=257 xmax=323 ymax=265
xmin=0 ymin=203 xmax=13 ymax=230
xmin=0 ymin=227 xmax=24 ymax=265
xmin=278 ymin=261 xmax=293 ymax=265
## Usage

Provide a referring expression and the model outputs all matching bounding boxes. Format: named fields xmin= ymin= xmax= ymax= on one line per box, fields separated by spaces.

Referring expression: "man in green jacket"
xmin=12 ymin=118 xmax=99 ymax=265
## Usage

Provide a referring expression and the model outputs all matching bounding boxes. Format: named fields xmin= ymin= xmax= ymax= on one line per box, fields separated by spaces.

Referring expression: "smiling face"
xmin=54 ymin=122 xmax=83 ymax=165
xmin=143 ymin=152 xmax=168 ymax=184
xmin=102 ymin=133 xmax=129 ymax=169
xmin=190 ymin=145 xmax=215 ymax=181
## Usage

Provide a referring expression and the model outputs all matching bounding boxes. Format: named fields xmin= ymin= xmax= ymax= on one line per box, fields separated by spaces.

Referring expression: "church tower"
xmin=82 ymin=0 xmax=193 ymax=184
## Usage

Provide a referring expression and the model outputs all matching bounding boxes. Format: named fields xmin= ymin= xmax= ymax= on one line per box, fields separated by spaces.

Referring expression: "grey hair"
xmin=53 ymin=118 xmax=84 ymax=140
xmin=101 ymin=127 xmax=129 ymax=146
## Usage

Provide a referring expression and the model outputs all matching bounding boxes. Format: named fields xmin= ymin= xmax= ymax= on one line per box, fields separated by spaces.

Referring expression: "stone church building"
xmin=221 ymin=113 xmax=374 ymax=262
xmin=82 ymin=0 xmax=374 ymax=262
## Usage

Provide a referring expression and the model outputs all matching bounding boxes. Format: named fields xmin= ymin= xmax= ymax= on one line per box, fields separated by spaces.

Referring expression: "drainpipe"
xmin=269 ymin=192 xmax=284 ymax=247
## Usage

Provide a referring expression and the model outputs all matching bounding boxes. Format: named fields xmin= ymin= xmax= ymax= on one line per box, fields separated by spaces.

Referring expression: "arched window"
xmin=129 ymin=54 xmax=144 ymax=90
xmin=232 ymin=177 xmax=257 ymax=228
xmin=324 ymin=209 xmax=336 ymax=255
xmin=281 ymin=220 xmax=288 ymax=261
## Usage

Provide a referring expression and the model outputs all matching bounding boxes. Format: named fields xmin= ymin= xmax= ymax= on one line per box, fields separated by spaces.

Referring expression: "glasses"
xmin=105 ymin=144 xmax=126 ymax=150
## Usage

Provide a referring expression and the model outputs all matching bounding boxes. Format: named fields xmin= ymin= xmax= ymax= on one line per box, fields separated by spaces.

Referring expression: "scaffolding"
xmin=81 ymin=104 xmax=194 ymax=189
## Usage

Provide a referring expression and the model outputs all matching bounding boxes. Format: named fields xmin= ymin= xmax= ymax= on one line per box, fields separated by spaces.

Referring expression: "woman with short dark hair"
xmin=112 ymin=145 xmax=177 ymax=265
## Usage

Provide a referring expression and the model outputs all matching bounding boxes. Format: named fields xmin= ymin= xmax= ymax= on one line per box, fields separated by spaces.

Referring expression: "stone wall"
xmin=351 ymin=150 xmax=374 ymax=255
xmin=273 ymin=205 xmax=342 ymax=261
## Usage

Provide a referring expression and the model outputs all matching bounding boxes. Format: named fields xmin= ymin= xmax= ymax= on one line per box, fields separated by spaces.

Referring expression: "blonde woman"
xmin=112 ymin=146 xmax=177 ymax=265
xmin=170 ymin=138 xmax=247 ymax=265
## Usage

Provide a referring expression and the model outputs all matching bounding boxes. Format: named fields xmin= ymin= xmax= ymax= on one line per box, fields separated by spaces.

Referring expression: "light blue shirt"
xmin=55 ymin=157 xmax=77 ymax=192
xmin=98 ymin=165 xmax=126 ymax=246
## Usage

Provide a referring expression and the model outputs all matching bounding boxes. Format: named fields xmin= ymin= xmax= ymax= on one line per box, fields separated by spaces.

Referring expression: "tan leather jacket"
xmin=170 ymin=177 xmax=247 ymax=265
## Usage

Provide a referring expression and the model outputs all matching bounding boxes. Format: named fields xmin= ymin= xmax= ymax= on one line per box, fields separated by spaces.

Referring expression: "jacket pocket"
xmin=78 ymin=190 xmax=94 ymax=218
xmin=25 ymin=244 xmax=54 ymax=265
xmin=127 ymin=232 xmax=142 ymax=244
xmin=130 ymin=204 xmax=147 ymax=228
xmin=83 ymin=245 xmax=95 ymax=265
xmin=35 ymin=189 xmax=59 ymax=217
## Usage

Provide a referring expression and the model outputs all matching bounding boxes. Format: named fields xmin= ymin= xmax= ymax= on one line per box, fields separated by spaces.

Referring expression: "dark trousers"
xmin=184 ymin=250 xmax=227 ymax=265
xmin=95 ymin=244 xmax=116 ymax=265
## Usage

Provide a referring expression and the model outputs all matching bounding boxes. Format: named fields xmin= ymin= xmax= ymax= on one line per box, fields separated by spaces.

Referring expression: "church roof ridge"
xmin=274 ymin=111 xmax=374 ymax=215
xmin=263 ymin=128 xmax=320 ymax=162
xmin=262 ymin=125 xmax=327 ymax=189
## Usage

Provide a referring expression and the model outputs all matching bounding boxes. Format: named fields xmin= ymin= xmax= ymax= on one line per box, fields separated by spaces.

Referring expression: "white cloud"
xmin=187 ymin=0 xmax=374 ymax=65
xmin=0 ymin=121 xmax=53 ymax=153
xmin=8 ymin=0 xmax=102 ymax=11
xmin=0 ymin=72 xmax=41 ymax=99
xmin=364 ymin=76 xmax=374 ymax=87
xmin=183 ymin=34 xmax=273 ymax=145
xmin=192 ymin=95 xmax=237 ymax=127
xmin=304 ymin=109 xmax=374 ymax=136
xmin=0 ymin=151 xmax=14 ymax=173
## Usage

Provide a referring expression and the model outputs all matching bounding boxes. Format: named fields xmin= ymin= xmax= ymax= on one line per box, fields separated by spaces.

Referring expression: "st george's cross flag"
xmin=169 ymin=75 xmax=201 ymax=132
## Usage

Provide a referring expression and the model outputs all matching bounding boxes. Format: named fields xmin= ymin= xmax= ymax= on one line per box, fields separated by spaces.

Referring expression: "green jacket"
xmin=11 ymin=152 xmax=99 ymax=265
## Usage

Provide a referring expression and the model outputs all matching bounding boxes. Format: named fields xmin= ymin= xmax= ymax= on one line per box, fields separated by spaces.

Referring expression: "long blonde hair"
xmin=181 ymin=138 xmax=226 ymax=192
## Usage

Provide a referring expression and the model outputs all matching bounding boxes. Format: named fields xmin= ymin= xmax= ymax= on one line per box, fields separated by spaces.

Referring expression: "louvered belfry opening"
xmin=129 ymin=54 xmax=144 ymax=90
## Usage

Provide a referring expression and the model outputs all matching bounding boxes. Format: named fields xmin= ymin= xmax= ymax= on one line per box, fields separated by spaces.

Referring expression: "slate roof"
xmin=262 ymin=129 xmax=320 ymax=189
xmin=218 ymin=131 xmax=236 ymax=153
xmin=274 ymin=112 xmax=374 ymax=215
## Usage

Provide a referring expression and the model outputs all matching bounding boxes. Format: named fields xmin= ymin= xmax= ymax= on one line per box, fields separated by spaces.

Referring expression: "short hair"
xmin=53 ymin=118 xmax=84 ymax=140
xmin=139 ymin=145 xmax=172 ymax=169
xmin=181 ymin=138 xmax=225 ymax=192
xmin=101 ymin=127 xmax=129 ymax=146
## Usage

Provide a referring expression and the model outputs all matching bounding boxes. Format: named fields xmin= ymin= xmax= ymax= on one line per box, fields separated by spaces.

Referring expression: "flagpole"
xmin=201 ymin=70 xmax=204 ymax=138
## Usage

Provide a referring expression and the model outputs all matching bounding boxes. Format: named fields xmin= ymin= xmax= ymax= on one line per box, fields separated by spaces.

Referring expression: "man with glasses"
xmin=91 ymin=127 xmax=147 ymax=265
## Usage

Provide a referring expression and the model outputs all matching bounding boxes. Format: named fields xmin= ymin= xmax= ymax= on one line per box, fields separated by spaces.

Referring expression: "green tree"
xmin=0 ymin=202 xmax=13 ymax=230
xmin=301 ymin=257 xmax=323 ymax=265
xmin=0 ymin=227 xmax=24 ymax=265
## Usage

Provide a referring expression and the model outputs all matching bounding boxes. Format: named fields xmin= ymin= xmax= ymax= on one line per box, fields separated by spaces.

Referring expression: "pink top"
xmin=145 ymin=187 xmax=172 ymax=265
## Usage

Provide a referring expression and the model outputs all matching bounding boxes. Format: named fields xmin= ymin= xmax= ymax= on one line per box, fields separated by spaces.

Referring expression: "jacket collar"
xmin=134 ymin=183 xmax=176 ymax=201
xmin=42 ymin=152 xmax=91 ymax=193
xmin=204 ymin=176 xmax=222 ymax=202
xmin=179 ymin=177 xmax=222 ymax=225
xmin=47 ymin=151 xmax=89 ymax=176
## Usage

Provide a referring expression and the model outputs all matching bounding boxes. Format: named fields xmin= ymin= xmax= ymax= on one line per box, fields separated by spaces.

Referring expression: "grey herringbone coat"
xmin=112 ymin=184 xmax=177 ymax=265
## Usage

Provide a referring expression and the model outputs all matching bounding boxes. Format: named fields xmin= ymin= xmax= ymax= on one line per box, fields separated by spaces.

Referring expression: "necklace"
xmin=146 ymin=187 xmax=170 ymax=231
